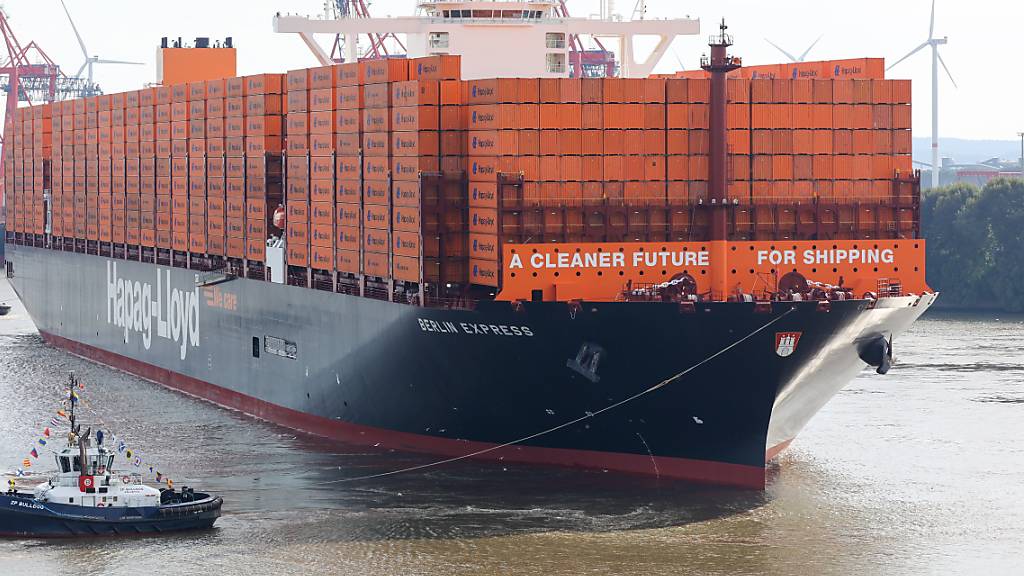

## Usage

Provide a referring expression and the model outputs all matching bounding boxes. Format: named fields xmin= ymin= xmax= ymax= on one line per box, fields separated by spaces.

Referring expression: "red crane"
xmin=0 ymin=8 xmax=94 ymax=222
xmin=0 ymin=8 xmax=97 ymax=141
xmin=328 ymin=0 xmax=407 ymax=62
xmin=555 ymin=1 xmax=617 ymax=78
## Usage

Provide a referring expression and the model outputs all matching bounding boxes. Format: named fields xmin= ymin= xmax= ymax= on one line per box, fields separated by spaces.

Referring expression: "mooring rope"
xmin=327 ymin=306 xmax=797 ymax=484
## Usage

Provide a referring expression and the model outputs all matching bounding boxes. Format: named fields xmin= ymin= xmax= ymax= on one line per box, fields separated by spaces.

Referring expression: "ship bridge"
xmin=273 ymin=0 xmax=700 ymax=79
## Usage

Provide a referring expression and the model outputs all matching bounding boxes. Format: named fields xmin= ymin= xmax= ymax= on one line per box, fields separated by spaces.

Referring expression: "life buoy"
xmin=121 ymin=476 xmax=130 ymax=484
xmin=97 ymin=503 xmax=105 ymax=507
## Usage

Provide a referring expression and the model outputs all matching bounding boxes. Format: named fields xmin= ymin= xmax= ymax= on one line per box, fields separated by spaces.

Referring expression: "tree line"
xmin=920 ymin=178 xmax=1024 ymax=311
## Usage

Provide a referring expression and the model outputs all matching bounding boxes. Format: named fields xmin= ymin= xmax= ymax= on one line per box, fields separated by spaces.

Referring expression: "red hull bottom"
xmin=41 ymin=330 xmax=770 ymax=489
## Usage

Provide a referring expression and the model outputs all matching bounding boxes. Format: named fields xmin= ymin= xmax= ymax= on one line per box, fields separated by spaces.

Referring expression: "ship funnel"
xmin=701 ymin=19 xmax=741 ymax=240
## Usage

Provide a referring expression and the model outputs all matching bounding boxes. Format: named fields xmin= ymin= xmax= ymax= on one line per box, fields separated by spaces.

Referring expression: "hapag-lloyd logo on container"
xmin=105 ymin=261 xmax=200 ymax=360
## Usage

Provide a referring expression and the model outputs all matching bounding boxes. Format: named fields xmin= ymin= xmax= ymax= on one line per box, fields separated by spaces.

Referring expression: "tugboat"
xmin=0 ymin=378 xmax=222 ymax=537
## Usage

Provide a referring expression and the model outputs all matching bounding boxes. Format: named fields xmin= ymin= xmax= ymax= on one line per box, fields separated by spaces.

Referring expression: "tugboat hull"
xmin=0 ymin=493 xmax=222 ymax=538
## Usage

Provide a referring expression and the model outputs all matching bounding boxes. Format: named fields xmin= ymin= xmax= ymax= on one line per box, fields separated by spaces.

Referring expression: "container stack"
xmin=360 ymin=59 xmax=407 ymax=281
xmin=50 ymin=105 xmax=64 ymax=239
xmin=392 ymin=56 xmax=462 ymax=284
xmin=334 ymin=62 xmax=363 ymax=277
xmin=744 ymin=78 xmax=908 ymax=205
xmin=465 ymin=77 xmax=515 ymax=286
xmin=167 ymin=83 xmax=192 ymax=251
xmin=98 ymin=94 xmax=117 ymax=246
xmin=307 ymin=66 xmax=336 ymax=273
xmin=2 ymin=105 xmax=50 ymax=238
xmin=205 ymin=79 xmax=227 ymax=257
xmin=4 ymin=53 xmax=917 ymax=297
xmin=284 ymin=68 xmax=310 ymax=271
xmin=241 ymin=74 xmax=285 ymax=270
xmin=185 ymin=81 xmax=207 ymax=255
xmin=224 ymin=79 xmax=245 ymax=260
xmin=127 ymin=90 xmax=145 ymax=251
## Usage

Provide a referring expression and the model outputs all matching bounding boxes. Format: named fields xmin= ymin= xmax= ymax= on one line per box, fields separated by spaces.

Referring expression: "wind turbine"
xmin=887 ymin=0 xmax=956 ymax=189
xmin=764 ymin=35 xmax=823 ymax=63
xmin=59 ymin=0 xmax=143 ymax=86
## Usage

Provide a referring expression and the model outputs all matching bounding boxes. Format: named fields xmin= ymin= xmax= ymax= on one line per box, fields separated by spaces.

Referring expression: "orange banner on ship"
xmin=497 ymin=240 xmax=929 ymax=302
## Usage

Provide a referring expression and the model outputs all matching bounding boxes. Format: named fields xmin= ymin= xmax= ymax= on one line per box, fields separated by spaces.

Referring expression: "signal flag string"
xmin=327 ymin=306 xmax=797 ymax=484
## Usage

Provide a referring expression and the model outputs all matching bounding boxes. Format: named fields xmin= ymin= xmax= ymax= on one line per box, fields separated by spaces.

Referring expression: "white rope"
xmin=327 ymin=306 xmax=797 ymax=484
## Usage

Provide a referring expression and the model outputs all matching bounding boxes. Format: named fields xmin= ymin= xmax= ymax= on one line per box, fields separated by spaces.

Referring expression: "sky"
xmin=4 ymin=0 xmax=1019 ymax=142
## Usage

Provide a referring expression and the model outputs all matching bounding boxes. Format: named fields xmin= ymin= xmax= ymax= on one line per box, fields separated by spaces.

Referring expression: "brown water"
xmin=1 ymin=278 xmax=1022 ymax=575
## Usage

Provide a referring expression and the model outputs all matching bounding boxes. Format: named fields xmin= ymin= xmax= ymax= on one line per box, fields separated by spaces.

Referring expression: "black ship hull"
xmin=0 ymin=493 xmax=222 ymax=538
xmin=6 ymin=244 xmax=935 ymax=488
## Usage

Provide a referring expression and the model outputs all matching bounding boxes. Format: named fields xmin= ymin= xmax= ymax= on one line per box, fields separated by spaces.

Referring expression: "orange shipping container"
xmin=310 ymin=244 xmax=334 ymax=269
xmin=308 ymin=65 xmax=334 ymax=90
xmin=392 ymin=256 xmax=420 ymax=282
xmin=827 ymin=58 xmax=885 ymax=80
xmin=361 ymin=59 xmax=409 ymax=84
xmin=363 ymin=252 xmax=390 ymax=278
xmin=287 ymin=68 xmax=309 ymax=92
xmin=410 ymin=54 xmax=461 ymax=81
xmin=392 ymin=131 xmax=440 ymax=157
xmin=393 ymin=106 xmax=439 ymax=131
xmin=392 ymin=80 xmax=440 ymax=107
xmin=336 ymin=226 xmax=360 ymax=251
xmin=813 ymin=130 xmax=833 ymax=154
xmin=363 ymin=109 xmax=390 ymax=133
xmin=393 ymin=230 xmax=420 ymax=257
xmin=245 ymin=74 xmax=284 ymax=95
xmin=393 ymin=205 xmax=420 ymax=232
xmin=363 ymin=181 xmax=390 ymax=207
xmin=335 ymin=249 xmax=359 ymax=274
xmin=470 ymin=207 xmax=498 ymax=234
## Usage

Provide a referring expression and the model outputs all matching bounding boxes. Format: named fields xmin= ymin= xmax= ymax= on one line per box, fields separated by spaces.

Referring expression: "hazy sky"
xmin=5 ymin=0 xmax=1017 ymax=141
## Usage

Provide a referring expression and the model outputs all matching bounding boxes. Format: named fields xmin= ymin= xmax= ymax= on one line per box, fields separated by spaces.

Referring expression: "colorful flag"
xmin=30 ymin=448 xmax=38 ymax=459
xmin=148 ymin=466 xmax=153 ymax=474
xmin=70 ymin=390 xmax=79 ymax=404
xmin=166 ymin=479 xmax=174 ymax=489
xmin=78 ymin=380 xmax=85 ymax=390
xmin=117 ymin=441 xmax=126 ymax=454
xmin=132 ymin=457 xmax=142 ymax=467
xmin=43 ymin=427 xmax=51 ymax=437
xmin=57 ymin=409 xmax=67 ymax=418
xmin=37 ymin=438 xmax=46 ymax=447
xmin=50 ymin=417 xmax=60 ymax=427
xmin=125 ymin=449 xmax=133 ymax=460
xmin=15 ymin=469 xmax=24 ymax=477
xmin=155 ymin=472 xmax=163 ymax=482
xmin=22 ymin=459 xmax=31 ymax=469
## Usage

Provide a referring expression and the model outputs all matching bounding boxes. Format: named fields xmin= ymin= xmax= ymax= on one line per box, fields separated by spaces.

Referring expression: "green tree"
xmin=921 ymin=178 xmax=1024 ymax=311
xmin=921 ymin=183 xmax=985 ymax=307
xmin=973 ymin=178 xmax=1024 ymax=311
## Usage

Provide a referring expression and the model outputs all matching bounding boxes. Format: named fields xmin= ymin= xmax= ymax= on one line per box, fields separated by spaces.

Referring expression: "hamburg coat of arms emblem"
xmin=774 ymin=332 xmax=802 ymax=357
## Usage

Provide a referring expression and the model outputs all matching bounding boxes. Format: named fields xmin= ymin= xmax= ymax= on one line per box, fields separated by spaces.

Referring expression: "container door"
xmin=82 ymin=495 xmax=96 ymax=507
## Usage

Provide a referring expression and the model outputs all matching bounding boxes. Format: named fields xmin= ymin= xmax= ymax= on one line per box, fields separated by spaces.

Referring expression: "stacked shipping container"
xmin=2 ymin=104 xmax=51 ymax=238
xmin=4 ymin=56 xmax=915 ymax=296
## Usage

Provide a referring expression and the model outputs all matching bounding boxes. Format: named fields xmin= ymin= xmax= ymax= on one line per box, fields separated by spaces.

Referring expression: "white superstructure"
xmin=27 ymin=436 xmax=161 ymax=509
xmin=273 ymin=0 xmax=700 ymax=79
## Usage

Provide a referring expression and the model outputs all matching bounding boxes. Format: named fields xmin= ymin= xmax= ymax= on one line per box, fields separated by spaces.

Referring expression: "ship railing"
xmin=619 ymin=283 xmax=866 ymax=304
xmin=498 ymin=195 xmax=920 ymax=209
xmin=424 ymin=295 xmax=478 ymax=311
xmin=876 ymin=277 xmax=904 ymax=297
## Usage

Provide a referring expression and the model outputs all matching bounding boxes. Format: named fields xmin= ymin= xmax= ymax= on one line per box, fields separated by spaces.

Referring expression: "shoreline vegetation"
xmin=921 ymin=178 xmax=1024 ymax=312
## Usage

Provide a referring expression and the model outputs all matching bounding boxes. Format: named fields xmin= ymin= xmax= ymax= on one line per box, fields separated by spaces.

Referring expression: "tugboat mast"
xmin=66 ymin=373 xmax=90 ymax=477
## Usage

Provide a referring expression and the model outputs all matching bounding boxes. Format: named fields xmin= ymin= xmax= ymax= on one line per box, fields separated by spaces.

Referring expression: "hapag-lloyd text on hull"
xmin=105 ymin=261 xmax=200 ymax=359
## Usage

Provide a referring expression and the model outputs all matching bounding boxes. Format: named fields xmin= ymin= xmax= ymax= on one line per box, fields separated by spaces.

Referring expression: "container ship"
xmin=2 ymin=3 xmax=935 ymax=489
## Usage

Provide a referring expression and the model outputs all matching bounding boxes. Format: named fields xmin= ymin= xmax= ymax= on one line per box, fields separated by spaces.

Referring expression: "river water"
xmin=0 ymin=278 xmax=1022 ymax=575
